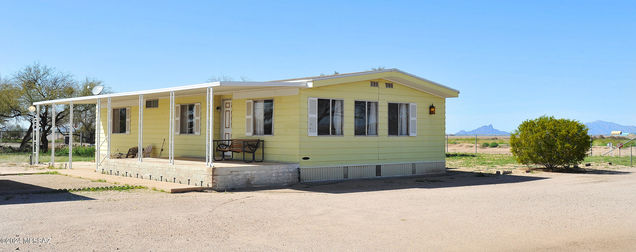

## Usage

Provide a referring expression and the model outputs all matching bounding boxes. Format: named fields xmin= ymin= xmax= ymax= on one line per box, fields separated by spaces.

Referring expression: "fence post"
xmin=631 ymin=146 xmax=633 ymax=167
xmin=474 ymin=135 xmax=477 ymax=154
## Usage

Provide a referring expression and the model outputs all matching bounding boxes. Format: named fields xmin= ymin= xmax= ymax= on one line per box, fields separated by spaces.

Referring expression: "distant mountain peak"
xmin=455 ymin=125 xmax=509 ymax=136
xmin=584 ymin=121 xmax=636 ymax=135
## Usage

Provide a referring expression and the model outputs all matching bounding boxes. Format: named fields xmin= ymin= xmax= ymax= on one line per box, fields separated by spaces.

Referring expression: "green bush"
xmin=489 ymin=142 xmax=499 ymax=148
xmin=510 ymin=116 xmax=591 ymax=169
xmin=481 ymin=143 xmax=490 ymax=148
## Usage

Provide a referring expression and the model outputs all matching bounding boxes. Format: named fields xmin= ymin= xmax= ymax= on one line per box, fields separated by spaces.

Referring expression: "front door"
xmin=221 ymin=100 xmax=232 ymax=140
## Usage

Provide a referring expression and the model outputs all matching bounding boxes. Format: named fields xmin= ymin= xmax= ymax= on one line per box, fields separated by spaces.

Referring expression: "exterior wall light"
xmin=429 ymin=104 xmax=436 ymax=115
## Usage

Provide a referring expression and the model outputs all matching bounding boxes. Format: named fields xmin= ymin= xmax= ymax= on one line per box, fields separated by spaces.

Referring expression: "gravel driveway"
xmin=1 ymin=168 xmax=635 ymax=251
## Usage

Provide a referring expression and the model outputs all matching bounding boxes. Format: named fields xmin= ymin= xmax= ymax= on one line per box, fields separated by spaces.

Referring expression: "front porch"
xmin=101 ymin=157 xmax=299 ymax=190
xmin=31 ymin=80 xmax=307 ymax=190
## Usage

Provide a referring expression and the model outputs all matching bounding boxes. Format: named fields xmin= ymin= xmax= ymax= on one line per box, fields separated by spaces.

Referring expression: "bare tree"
xmin=73 ymin=78 xmax=109 ymax=144
xmin=0 ymin=64 xmax=79 ymax=152
xmin=208 ymin=75 xmax=250 ymax=82
xmin=208 ymin=75 xmax=235 ymax=82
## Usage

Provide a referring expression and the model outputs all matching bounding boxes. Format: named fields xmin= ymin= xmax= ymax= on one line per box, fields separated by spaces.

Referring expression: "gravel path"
xmin=1 ymin=168 xmax=636 ymax=251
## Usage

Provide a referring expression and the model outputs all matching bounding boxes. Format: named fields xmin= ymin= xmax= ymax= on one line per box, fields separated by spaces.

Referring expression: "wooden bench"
xmin=214 ymin=139 xmax=263 ymax=162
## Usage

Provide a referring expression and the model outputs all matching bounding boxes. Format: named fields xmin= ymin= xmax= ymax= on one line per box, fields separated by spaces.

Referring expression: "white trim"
xmin=194 ymin=103 xmax=201 ymax=135
xmin=107 ymin=98 xmax=111 ymax=160
xmin=68 ymin=102 xmax=73 ymax=169
xmin=205 ymin=88 xmax=214 ymax=167
xmin=169 ymin=92 xmax=175 ymax=164
xmin=232 ymin=87 xmax=298 ymax=99
xmin=138 ymin=95 xmax=144 ymax=162
xmin=95 ymin=99 xmax=100 ymax=170
xmin=245 ymin=100 xmax=254 ymax=136
xmin=307 ymin=97 xmax=318 ymax=136
xmin=35 ymin=105 xmax=39 ymax=164
xmin=409 ymin=103 xmax=417 ymax=136
xmin=33 ymin=81 xmax=309 ymax=105
xmin=174 ymin=104 xmax=181 ymax=135
xmin=308 ymin=68 xmax=460 ymax=94
xmin=51 ymin=104 xmax=55 ymax=166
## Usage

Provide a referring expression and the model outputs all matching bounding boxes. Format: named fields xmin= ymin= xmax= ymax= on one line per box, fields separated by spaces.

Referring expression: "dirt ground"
xmin=1 ymin=166 xmax=636 ymax=251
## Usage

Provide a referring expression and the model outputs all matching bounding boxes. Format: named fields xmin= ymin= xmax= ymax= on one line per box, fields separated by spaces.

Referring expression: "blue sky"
xmin=1 ymin=0 xmax=634 ymax=133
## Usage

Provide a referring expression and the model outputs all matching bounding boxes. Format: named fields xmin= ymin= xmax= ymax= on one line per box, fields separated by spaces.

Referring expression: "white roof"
xmin=33 ymin=81 xmax=309 ymax=105
xmin=34 ymin=68 xmax=459 ymax=105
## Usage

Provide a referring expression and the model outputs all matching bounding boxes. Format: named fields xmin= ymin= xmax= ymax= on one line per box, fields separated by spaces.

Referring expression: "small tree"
xmin=510 ymin=116 xmax=591 ymax=170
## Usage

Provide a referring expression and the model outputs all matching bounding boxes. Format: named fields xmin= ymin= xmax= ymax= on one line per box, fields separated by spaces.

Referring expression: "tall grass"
xmin=0 ymin=146 xmax=95 ymax=163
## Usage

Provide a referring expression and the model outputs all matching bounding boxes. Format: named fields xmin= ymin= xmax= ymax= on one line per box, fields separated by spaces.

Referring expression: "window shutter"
xmin=125 ymin=107 xmax=131 ymax=134
xmin=194 ymin=103 xmax=201 ymax=135
xmin=245 ymin=100 xmax=253 ymax=136
xmin=409 ymin=103 xmax=417 ymax=136
xmin=307 ymin=98 xmax=318 ymax=136
xmin=175 ymin=104 xmax=181 ymax=135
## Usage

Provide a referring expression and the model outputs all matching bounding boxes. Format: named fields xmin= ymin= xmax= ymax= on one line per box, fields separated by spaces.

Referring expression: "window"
xmin=112 ymin=108 xmax=128 ymax=134
xmin=317 ymin=99 xmax=343 ymax=136
xmin=253 ymin=100 xmax=273 ymax=135
xmin=175 ymin=103 xmax=200 ymax=135
xmin=385 ymin=82 xmax=394 ymax=88
xmin=180 ymin=104 xmax=196 ymax=134
xmin=145 ymin=99 xmax=159 ymax=108
xmin=388 ymin=103 xmax=410 ymax=136
xmin=355 ymin=101 xmax=378 ymax=136
xmin=370 ymin=81 xmax=379 ymax=87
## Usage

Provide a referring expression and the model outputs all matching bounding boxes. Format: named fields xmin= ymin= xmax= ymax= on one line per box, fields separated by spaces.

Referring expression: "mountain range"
xmin=454 ymin=121 xmax=636 ymax=136
xmin=584 ymin=121 xmax=636 ymax=136
xmin=455 ymin=124 xmax=509 ymax=136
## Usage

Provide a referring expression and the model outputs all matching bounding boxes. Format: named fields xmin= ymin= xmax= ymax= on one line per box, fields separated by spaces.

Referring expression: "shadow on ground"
xmin=290 ymin=169 xmax=548 ymax=194
xmin=0 ymin=180 xmax=93 ymax=205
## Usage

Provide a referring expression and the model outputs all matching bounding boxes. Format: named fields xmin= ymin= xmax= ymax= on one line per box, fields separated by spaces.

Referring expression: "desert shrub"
xmin=489 ymin=142 xmax=499 ymax=148
xmin=481 ymin=143 xmax=490 ymax=148
xmin=510 ymin=116 xmax=591 ymax=169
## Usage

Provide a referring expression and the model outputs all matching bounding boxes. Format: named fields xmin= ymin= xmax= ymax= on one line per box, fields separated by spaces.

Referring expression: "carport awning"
xmin=33 ymin=81 xmax=310 ymax=105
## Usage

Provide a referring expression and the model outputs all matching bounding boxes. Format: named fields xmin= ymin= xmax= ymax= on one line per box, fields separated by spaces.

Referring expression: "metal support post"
xmin=68 ymin=102 xmax=73 ymax=169
xmin=96 ymin=98 xmax=100 ymax=171
xmin=35 ymin=104 xmax=40 ymax=164
xmin=51 ymin=104 xmax=55 ymax=166
xmin=138 ymin=95 xmax=144 ymax=162
xmin=107 ymin=98 xmax=112 ymax=160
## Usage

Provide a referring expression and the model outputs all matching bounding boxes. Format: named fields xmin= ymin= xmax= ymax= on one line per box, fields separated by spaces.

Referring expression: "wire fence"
xmin=445 ymin=134 xmax=634 ymax=167
xmin=445 ymin=135 xmax=511 ymax=155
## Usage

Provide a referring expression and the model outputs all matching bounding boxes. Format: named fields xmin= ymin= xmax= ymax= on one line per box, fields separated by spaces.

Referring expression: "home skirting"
xmin=299 ymin=161 xmax=445 ymax=182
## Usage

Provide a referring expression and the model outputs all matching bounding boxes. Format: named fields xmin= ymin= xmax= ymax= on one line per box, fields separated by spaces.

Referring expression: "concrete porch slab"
xmin=58 ymin=162 xmax=205 ymax=193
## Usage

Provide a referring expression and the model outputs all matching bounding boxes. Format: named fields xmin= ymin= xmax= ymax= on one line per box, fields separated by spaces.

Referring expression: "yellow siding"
xmin=98 ymin=94 xmax=223 ymax=159
xmin=231 ymin=95 xmax=300 ymax=163
xmin=97 ymin=77 xmax=448 ymax=167
xmin=298 ymin=79 xmax=446 ymax=167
